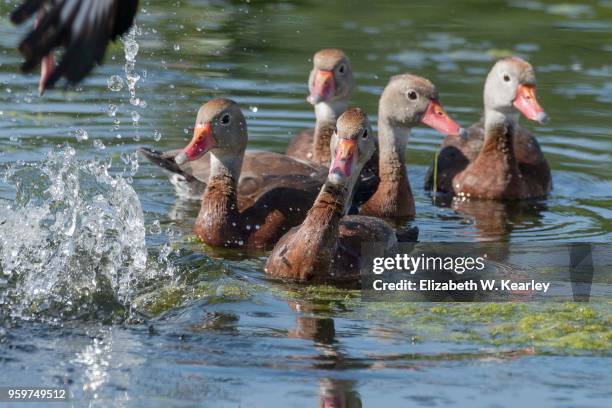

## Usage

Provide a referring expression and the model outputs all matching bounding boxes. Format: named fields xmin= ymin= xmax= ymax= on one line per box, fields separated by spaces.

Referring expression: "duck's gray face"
xmin=484 ymin=57 xmax=548 ymax=124
xmin=328 ymin=108 xmax=375 ymax=186
xmin=380 ymin=74 xmax=464 ymax=136
xmin=307 ymin=49 xmax=354 ymax=105
xmin=175 ymin=98 xmax=247 ymax=164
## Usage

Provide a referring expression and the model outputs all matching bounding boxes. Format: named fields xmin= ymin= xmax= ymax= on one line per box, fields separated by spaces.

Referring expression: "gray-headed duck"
xmin=360 ymin=74 xmax=464 ymax=221
xmin=425 ymin=57 xmax=551 ymax=200
xmin=286 ymin=49 xmax=354 ymax=165
xmin=150 ymin=98 xmax=328 ymax=249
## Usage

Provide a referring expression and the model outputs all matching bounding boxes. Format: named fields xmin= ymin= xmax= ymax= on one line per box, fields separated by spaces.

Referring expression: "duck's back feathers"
xmin=285 ymin=128 xmax=315 ymax=161
xmin=139 ymin=147 xmax=327 ymax=207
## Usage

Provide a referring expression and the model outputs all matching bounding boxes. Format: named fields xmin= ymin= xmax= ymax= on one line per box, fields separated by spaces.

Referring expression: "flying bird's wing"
xmin=11 ymin=0 xmax=139 ymax=92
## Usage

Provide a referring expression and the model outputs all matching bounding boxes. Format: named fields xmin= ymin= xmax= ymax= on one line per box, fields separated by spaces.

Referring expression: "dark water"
xmin=0 ymin=0 xmax=611 ymax=406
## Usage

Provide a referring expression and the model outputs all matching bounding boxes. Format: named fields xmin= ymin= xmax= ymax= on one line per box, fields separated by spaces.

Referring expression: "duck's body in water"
xmin=425 ymin=57 xmax=552 ymax=200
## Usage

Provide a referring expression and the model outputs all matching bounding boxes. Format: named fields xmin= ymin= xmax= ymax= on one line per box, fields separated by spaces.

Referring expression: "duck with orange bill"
xmin=286 ymin=48 xmax=379 ymax=210
xmin=165 ymin=98 xmax=328 ymax=250
xmin=425 ymin=57 xmax=552 ymax=200
xmin=266 ymin=108 xmax=406 ymax=284
xmin=286 ymin=49 xmax=354 ymax=165
xmin=359 ymin=74 xmax=465 ymax=221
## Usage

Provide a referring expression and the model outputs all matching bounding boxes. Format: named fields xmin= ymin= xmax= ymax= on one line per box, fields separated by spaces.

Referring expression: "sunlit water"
xmin=0 ymin=0 xmax=610 ymax=406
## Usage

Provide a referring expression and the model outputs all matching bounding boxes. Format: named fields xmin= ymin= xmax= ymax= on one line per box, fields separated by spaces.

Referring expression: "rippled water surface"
xmin=0 ymin=0 xmax=611 ymax=406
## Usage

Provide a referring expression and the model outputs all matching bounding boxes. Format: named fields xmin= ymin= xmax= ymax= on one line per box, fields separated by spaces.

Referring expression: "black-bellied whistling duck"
xmin=165 ymin=98 xmax=328 ymax=249
xmin=359 ymin=74 xmax=464 ymax=221
xmin=138 ymin=103 xmax=327 ymax=203
xmin=425 ymin=57 xmax=552 ymax=200
xmin=266 ymin=108 xmax=400 ymax=283
xmin=286 ymin=49 xmax=354 ymax=165
xmin=11 ymin=0 xmax=139 ymax=94
xmin=285 ymin=49 xmax=379 ymax=209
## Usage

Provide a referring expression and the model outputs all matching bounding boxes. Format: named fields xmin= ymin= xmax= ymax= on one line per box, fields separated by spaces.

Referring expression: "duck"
xmin=11 ymin=0 xmax=139 ymax=95
xmin=359 ymin=74 xmax=464 ymax=221
xmin=285 ymin=48 xmax=379 ymax=209
xmin=425 ymin=57 xmax=552 ymax=200
xmin=160 ymin=98 xmax=328 ymax=249
xmin=286 ymin=49 xmax=354 ymax=165
xmin=266 ymin=108 xmax=404 ymax=284
xmin=138 ymin=103 xmax=328 ymax=203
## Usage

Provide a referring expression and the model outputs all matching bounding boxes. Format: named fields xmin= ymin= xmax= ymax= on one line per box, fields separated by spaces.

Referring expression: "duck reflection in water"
xmin=287 ymin=301 xmax=362 ymax=408
xmin=443 ymin=196 xmax=548 ymax=241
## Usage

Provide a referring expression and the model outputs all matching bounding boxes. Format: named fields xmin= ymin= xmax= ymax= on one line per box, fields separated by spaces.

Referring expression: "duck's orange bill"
xmin=329 ymin=138 xmax=357 ymax=179
xmin=513 ymin=84 xmax=548 ymax=124
xmin=421 ymin=99 xmax=463 ymax=136
xmin=176 ymin=122 xmax=216 ymax=164
xmin=307 ymin=69 xmax=335 ymax=104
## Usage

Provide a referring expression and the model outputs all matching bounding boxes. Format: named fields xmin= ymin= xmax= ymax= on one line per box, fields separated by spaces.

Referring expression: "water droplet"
xmin=249 ymin=106 xmax=258 ymax=113
xmin=107 ymin=104 xmax=118 ymax=117
xmin=93 ymin=139 xmax=106 ymax=150
xmin=124 ymin=39 xmax=139 ymax=60
xmin=107 ymin=75 xmax=124 ymax=92
xmin=131 ymin=111 xmax=140 ymax=123
xmin=153 ymin=130 xmax=162 ymax=141
xmin=173 ymin=44 xmax=181 ymax=52
xmin=74 ymin=128 xmax=89 ymax=142
xmin=149 ymin=220 xmax=161 ymax=235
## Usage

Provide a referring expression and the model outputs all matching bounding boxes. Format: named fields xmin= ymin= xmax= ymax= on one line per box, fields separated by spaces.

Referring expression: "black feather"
xmin=137 ymin=148 xmax=195 ymax=182
xmin=10 ymin=0 xmax=45 ymax=24
xmin=11 ymin=0 xmax=139 ymax=92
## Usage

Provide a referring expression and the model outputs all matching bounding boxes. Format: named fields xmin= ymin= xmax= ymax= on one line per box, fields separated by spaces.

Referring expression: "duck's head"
xmin=484 ymin=57 xmax=548 ymax=124
xmin=175 ymin=98 xmax=247 ymax=164
xmin=328 ymin=107 xmax=376 ymax=187
xmin=379 ymin=74 xmax=464 ymax=136
xmin=307 ymin=49 xmax=354 ymax=106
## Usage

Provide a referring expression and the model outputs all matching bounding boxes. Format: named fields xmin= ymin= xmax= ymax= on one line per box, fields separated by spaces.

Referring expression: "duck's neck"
xmin=288 ymin=181 xmax=347 ymax=280
xmin=378 ymin=118 xmax=409 ymax=180
xmin=313 ymin=101 xmax=346 ymax=165
xmin=477 ymin=108 xmax=519 ymax=169
xmin=362 ymin=118 xmax=414 ymax=218
xmin=196 ymin=151 xmax=243 ymax=246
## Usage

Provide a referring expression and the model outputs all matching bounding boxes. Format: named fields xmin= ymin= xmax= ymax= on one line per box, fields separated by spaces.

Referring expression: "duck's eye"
xmin=338 ymin=64 xmax=346 ymax=74
xmin=503 ymin=74 xmax=511 ymax=82
xmin=362 ymin=129 xmax=369 ymax=139
xmin=220 ymin=114 xmax=231 ymax=125
xmin=407 ymin=90 xmax=418 ymax=100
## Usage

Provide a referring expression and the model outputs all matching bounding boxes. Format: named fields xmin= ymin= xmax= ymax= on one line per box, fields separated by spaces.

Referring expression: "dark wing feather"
xmin=12 ymin=0 xmax=139 ymax=90
xmin=113 ymin=0 xmax=139 ymax=38
xmin=45 ymin=0 xmax=117 ymax=88
xmin=9 ymin=0 xmax=45 ymax=24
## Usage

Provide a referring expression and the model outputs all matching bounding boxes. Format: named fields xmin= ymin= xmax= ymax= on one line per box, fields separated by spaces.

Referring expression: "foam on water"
xmin=0 ymin=147 xmax=153 ymax=320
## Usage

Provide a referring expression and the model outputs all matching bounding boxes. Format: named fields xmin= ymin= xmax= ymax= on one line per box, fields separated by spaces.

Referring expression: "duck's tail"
xmin=137 ymin=147 xmax=195 ymax=182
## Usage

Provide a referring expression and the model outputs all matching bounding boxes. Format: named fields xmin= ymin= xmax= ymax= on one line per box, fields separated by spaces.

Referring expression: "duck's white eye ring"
xmin=503 ymin=73 xmax=511 ymax=82
xmin=407 ymin=89 xmax=418 ymax=100
xmin=220 ymin=113 xmax=231 ymax=125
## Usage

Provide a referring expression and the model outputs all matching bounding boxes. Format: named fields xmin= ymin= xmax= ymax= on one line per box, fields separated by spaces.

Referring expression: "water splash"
xmin=122 ymin=26 xmax=142 ymax=107
xmin=0 ymin=147 xmax=153 ymax=320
